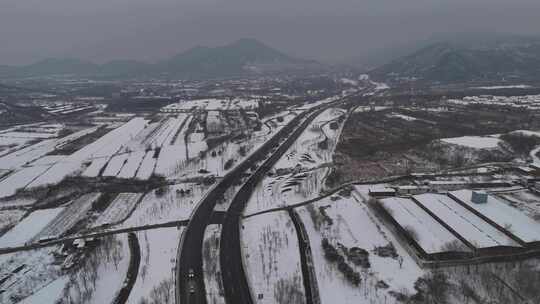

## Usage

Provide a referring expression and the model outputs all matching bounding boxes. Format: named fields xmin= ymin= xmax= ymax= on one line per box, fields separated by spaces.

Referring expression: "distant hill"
xmin=369 ymin=33 xmax=540 ymax=83
xmin=0 ymin=39 xmax=316 ymax=79
xmin=157 ymin=38 xmax=315 ymax=77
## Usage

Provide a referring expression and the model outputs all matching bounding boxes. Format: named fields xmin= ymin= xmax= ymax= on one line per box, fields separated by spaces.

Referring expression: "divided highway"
xmin=176 ymin=95 xmax=353 ymax=304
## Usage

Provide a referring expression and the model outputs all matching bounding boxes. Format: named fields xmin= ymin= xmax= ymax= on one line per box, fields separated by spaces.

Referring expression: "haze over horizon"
xmin=2 ymin=0 xmax=540 ymax=65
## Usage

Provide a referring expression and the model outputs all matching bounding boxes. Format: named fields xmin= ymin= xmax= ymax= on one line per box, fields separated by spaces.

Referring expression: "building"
xmin=471 ymin=190 xmax=488 ymax=204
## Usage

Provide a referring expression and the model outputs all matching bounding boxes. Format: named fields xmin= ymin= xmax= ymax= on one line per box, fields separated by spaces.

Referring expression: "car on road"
xmin=188 ymin=280 xmax=196 ymax=294
xmin=188 ymin=269 xmax=195 ymax=278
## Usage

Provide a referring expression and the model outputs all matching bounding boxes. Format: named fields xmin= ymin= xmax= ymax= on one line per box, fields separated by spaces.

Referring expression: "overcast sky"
xmin=1 ymin=0 xmax=540 ymax=65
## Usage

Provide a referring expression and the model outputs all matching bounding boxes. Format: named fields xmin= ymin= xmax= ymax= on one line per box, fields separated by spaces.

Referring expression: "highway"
xmin=176 ymin=94 xmax=354 ymax=304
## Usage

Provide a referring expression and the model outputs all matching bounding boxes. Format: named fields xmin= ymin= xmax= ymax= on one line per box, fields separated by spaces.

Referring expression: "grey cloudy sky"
xmin=1 ymin=0 xmax=540 ymax=65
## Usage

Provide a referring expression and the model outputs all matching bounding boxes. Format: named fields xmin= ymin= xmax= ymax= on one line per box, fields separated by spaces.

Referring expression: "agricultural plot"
xmin=18 ymin=276 xmax=69 ymax=304
xmin=101 ymin=153 xmax=130 ymax=177
xmin=117 ymin=151 xmax=146 ymax=179
xmin=0 ymin=208 xmax=64 ymax=248
xmin=60 ymin=235 xmax=131 ymax=304
xmin=0 ymin=247 xmax=63 ymax=304
xmin=0 ymin=139 xmax=58 ymax=170
xmin=241 ymin=211 xmax=307 ymax=304
xmin=172 ymin=115 xmax=193 ymax=146
xmin=126 ymin=227 xmax=181 ymax=304
xmin=0 ymin=165 xmax=51 ymax=198
xmin=154 ymin=145 xmax=188 ymax=178
xmin=32 ymin=193 xmax=100 ymax=241
xmin=0 ymin=209 xmax=26 ymax=235
xmin=135 ymin=150 xmax=157 ymax=180
xmin=413 ymin=193 xmax=521 ymax=248
xmin=0 ymin=197 xmax=38 ymax=209
xmin=0 ymin=136 xmax=36 ymax=157
xmin=69 ymin=117 xmax=147 ymax=160
xmin=379 ymin=197 xmax=467 ymax=254
xmin=244 ymin=169 xmax=327 ymax=216
xmin=92 ymin=193 xmax=143 ymax=228
xmin=26 ymin=161 xmax=82 ymax=188
xmin=441 ymin=136 xmax=501 ymax=149
xmin=144 ymin=117 xmax=182 ymax=148
xmin=297 ymin=195 xmax=425 ymax=304
xmin=0 ymin=126 xmax=99 ymax=170
xmin=121 ymin=183 xmax=207 ymax=228
xmin=161 ymin=98 xmax=258 ymax=112
xmin=203 ymin=224 xmax=225 ymax=304
xmin=81 ymin=157 xmax=110 ymax=177
xmin=450 ymin=190 xmax=540 ymax=243
xmin=187 ymin=131 xmax=208 ymax=159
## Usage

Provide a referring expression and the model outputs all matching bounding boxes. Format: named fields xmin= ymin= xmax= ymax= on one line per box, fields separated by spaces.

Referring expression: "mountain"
xmin=369 ymin=33 xmax=540 ymax=83
xmin=0 ymin=39 xmax=315 ymax=79
xmin=157 ymin=38 xmax=315 ymax=77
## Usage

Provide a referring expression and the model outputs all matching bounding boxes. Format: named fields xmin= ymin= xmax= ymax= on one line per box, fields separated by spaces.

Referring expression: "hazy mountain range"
xmin=2 ymin=34 xmax=540 ymax=83
xmin=368 ymin=33 xmax=540 ymax=83
xmin=0 ymin=39 xmax=317 ymax=79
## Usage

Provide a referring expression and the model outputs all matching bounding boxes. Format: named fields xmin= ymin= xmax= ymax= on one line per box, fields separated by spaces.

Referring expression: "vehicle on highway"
xmin=188 ymin=280 xmax=196 ymax=294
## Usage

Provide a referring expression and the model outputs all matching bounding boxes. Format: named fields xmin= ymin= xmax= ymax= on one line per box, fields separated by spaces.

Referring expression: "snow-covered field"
xmin=18 ymin=276 xmax=69 ymax=304
xmin=203 ymin=224 xmax=225 ymax=304
xmin=135 ymin=150 xmax=157 ymax=180
xmin=0 ymin=209 xmax=26 ymax=235
xmin=81 ymin=157 xmax=110 ymax=177
xmin=297 ymin=194 xmax=425 ymax=304
xmin=92 ymin=193 xmax=143 ymax=228
xmin=117 ymin=151 xmax=146 ymax=179
xmin=441 ymin=136 xmax=501 ymax=149
xmin=127 ymin=227 xmax=181 ymax=304
xmin=379 ymin=197 xmax=467 ymax=254
xmin=0 ymin=247 xmax=63 ymax=304
xmin=121 ymin=183 xmax=207 ymax=228
xmin=0 ymin=208 xmax=64 ymax=248
xmin=61 ymin=234 xmax=130 ymax=304
xmin=161 ymin=98 xmax=259 ymax=112
xmin=241 ymin=211 xmax=306 ymax=304
xmin=0 ymin=126 xmax=99 ymax=170
xmin=33 ymin=193 xmax=100 ymax=241
xmin=0 ymin=165 xmax=51 ymax=198
xmin=450 ymin=189 xmax=540 ymax=243
xmin=387 ymin=113 xmax=417 ymax=121
xmin=101 ymin=153 xmax=130 ymax=177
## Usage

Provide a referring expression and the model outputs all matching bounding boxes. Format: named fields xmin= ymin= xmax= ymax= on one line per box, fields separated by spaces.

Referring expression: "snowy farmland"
xmin=296 ymin=195 xmax=425 ymax=304
xmin=127 ymin=227 xmax=181 ymax=304
xmin=241 ymin=211 xmax=307 ymax=304
xmin=0 ymin=247 xmax=63 ymax=304
xmin=441 ymin=136 xmax=501 ymax=149
xmin=0 ymin=165 xmax=51 ymax=198
xmin=203 ymin=224 xmax=225 ymax=304
xmin=0 ymin=208 xmax=64 ymax=248
xmin=33 ymin=192 xmax=101 ymax=241
xmin=121 ymin=184 xmax=207 ymax=228
xmin=92 ymin=193 xmax=143 ymax=228
xmin=60 ymin=235 xmax=131 ymax=304
xmin=0 ymin=209 xmax=26 ymax=235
